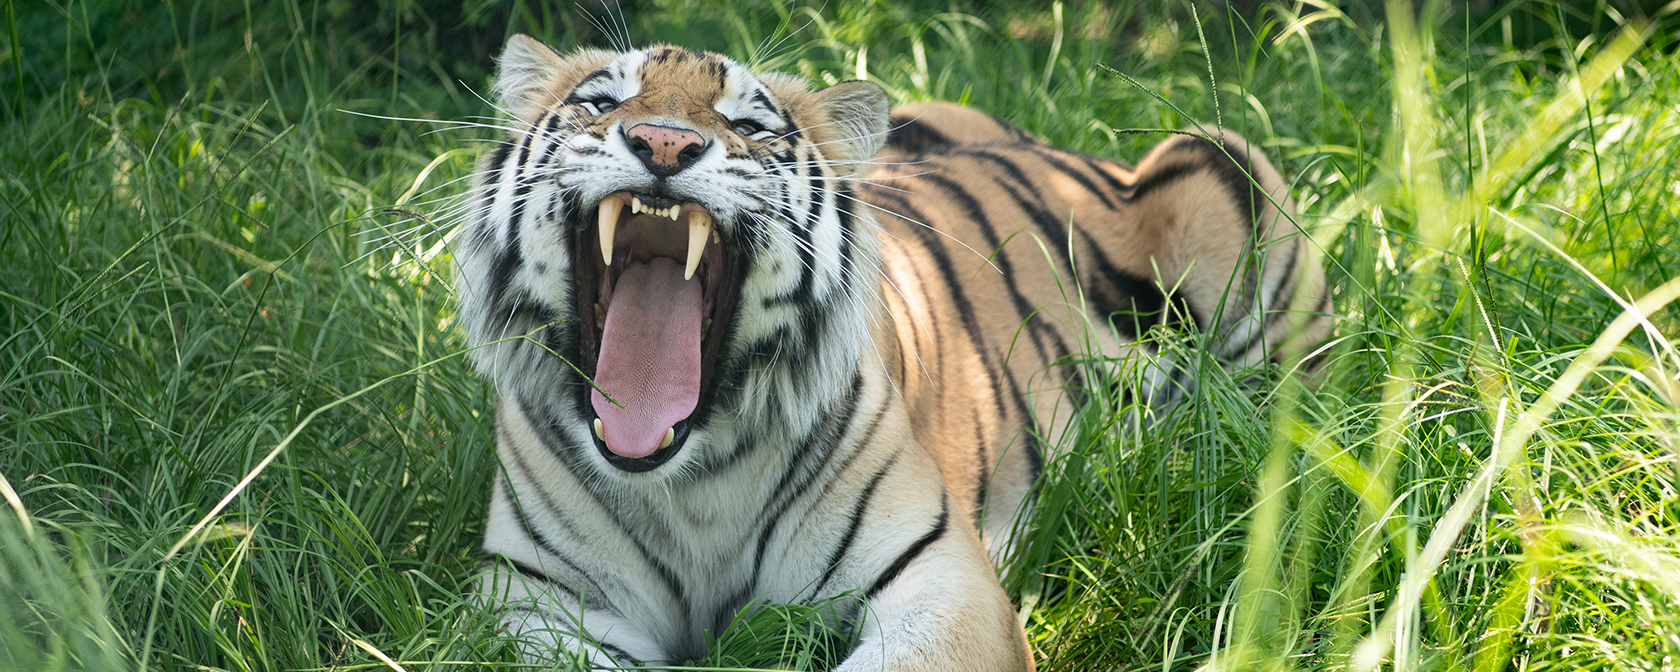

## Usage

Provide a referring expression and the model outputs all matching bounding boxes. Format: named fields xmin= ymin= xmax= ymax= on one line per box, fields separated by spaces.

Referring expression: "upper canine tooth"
xmin=598 ymin=197 xmax=622 ymax=265
xmin=631 ymin=196 xmax=644 ymax=214
xmin=685 ymin=210 xmax=711 ymax=281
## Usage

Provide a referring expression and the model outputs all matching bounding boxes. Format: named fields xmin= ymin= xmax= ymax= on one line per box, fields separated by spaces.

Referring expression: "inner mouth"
xmin=576 ymin=191 xmax=738 ymax=472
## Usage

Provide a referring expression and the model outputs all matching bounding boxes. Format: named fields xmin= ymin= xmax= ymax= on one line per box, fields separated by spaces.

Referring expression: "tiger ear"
xmin=494 ymin=34 xmax=565 ymax=118
xmin=809 ymin=80 xmax=890 ymax=175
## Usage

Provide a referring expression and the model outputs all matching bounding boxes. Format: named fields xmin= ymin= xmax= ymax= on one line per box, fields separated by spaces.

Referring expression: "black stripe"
xmin=998 ymin=117 xmax=1036 ymax=142
xmin=1024 ymin=145 xmax=1119 ymax=210
xmin=595 ymin=641 xmax=641 ymax=667
xmin=1124 ymin=161 xmax=1197 ymax=202
xmin=495 ymin=554 xmax=618 ymax=620
xmin=837 ymin=186 xmax=859 ymax=297
xmin=871 ymin=187 xmax=1048 ymax=476
xmin=765 ymin=153 xmax=823 ymax=307
xmin=986 ymin=177 xmax=1080 ymax=376
xmin=500 ymin=291 xmax=559 ymax=331
xmin=1086 ymin=156 xmax=1135 ymax=195
xmin=501 ymin=483 xmax=590 ymax=598
xmin=1212 ymin=137 xmax=1264 ymax=231
xmin=867 ymin=176 xmax=1050 ymax=478
xmin=750 ymin=89 xmax=778 ymax=117
xmin=515 ymin=397 xmax=692 ymax=629
xmin=886 ymin=116 xmax=952 ymax=154
xmin=1208 ymin=137 xmax=1268 ymax=314
xmin=496 ymin=556 xmax=563 ymax=588
xmin=562 ymin=68 xmax=616 ymax=104
xmin=747 ymin=371 xmax=871 ymax=593
xmin=536 ymin=113 xmax=566 ymax=166
xmin=917 ymin=160 xmax=1077 ymax=388
xmin=499 ymin=605 xmax=645 ymax=667
xmin=996 ymin=358 xmax=1044 ymax=482
xmin=1075 ymin=228 xmax=1179 ymax=338
xmin=865 ymin=493 xmax=950 ymax=599
xmin=485 ymin=124 xmax=543 ymax=314
xmin=794 ymin=386 xmax=896 ymax=521
xmin=859 ymin=189 xmax=1014 ymax=438
xmin=497 ymin=430 xmax=617 ymax=609
xmin=487 ymin=137 xmax=516 ymax=166
xmin=910 ymin=170 xmax=1058 ymax=366
xmin=957 ymin=150 xmax=1075 ymax=271
xmin=813 ymin=454 xmax=898 ymax=595
xmin=763 ymin=371 xmax=869 ymax=514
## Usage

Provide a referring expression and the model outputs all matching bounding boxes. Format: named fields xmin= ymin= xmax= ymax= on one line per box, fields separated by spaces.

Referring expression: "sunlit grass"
xmin=4 ymin=1 xmax=1680 ymax=670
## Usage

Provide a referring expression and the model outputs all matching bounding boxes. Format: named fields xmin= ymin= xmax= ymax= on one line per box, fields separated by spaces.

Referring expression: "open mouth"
xmin=575 ymin=191 xmax=739 ymax=472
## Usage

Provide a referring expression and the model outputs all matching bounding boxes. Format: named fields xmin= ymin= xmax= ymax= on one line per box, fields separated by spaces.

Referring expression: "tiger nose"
xmin=625 ymin=123 xmax=708 ymax=177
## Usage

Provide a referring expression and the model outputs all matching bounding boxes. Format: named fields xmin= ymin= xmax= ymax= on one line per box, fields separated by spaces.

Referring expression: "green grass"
xmin=4 ymin=0 xmax=1680 ymax=670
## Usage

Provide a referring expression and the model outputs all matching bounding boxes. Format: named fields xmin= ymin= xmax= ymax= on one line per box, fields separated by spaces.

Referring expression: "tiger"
xmin=449 ymin=34 xmax=1325 ymax=672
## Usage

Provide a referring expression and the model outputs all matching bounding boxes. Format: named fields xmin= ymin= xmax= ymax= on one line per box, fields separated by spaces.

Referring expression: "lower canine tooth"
xmin=594 ymin=303 xmax=606 ymax=328
xmin=658 ymin=427 xmax=675 ymax=449
xmin=593 ymin=419 xmax=606 ymax=441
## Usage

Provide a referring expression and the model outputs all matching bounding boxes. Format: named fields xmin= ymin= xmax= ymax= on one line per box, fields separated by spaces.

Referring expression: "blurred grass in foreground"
xmin=4 ymin=0 xmax=1680 ymax=670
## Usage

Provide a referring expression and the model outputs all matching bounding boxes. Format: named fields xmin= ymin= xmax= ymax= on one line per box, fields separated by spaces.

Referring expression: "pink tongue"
xmin=592 ymin=257 xmax=703 ymax=459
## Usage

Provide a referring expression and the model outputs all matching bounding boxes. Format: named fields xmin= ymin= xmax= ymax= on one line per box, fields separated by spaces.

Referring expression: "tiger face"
xmin=455 ymin=36 xmax=889 ymax=478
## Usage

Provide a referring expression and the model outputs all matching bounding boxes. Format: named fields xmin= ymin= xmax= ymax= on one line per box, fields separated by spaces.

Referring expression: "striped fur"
xmin=451 ymin=34 xmax=1324 ymax=672
xmin=866 ymin=104 xmax=1330 ymax=549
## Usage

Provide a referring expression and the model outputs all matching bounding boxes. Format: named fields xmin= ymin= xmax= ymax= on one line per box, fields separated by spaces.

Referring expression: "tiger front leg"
xmin=479 ymin=568 xmax=670 ymax=669
xmin=836 ymin=513 xmax=1034 ymax=672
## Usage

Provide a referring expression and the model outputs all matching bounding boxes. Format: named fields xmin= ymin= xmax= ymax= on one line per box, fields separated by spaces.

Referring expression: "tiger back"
xmin=862 ymin=102 xmax=1329 ymax=550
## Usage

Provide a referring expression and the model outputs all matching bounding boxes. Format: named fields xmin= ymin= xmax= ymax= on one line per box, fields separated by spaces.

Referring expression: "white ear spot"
xmin=809 ymin=80 xmax=890 ymax=175
xmin=494 ymin=34 xmax=565 ymax=118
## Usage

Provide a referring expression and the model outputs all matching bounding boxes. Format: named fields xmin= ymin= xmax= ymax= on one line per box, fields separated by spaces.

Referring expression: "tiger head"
xmin=454 ymin=35 xmax=889 ymax=478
